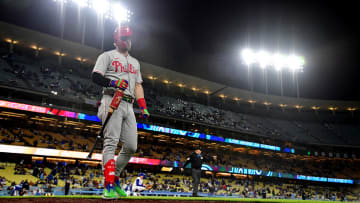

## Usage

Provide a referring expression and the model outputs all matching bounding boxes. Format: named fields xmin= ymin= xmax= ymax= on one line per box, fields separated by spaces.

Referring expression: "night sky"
xmin=0 ymin=0 xmax=359 ymax=100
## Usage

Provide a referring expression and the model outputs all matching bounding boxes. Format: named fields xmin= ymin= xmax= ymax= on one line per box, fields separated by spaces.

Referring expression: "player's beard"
xmin=120 ymin=42 xmax=131 ymax=52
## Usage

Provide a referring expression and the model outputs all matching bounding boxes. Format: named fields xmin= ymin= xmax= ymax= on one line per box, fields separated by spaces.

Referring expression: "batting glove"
xmin=137 ymin=98 xmax=150 ymax=119
xmin=110 ymin=79 xmax=128 ymax=90
xmin=141 ymin=108 xmax=150 ymax=119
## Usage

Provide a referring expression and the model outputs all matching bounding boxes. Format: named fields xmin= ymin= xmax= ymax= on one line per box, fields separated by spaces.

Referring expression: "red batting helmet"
xmin=114 ymin=26 xmax=132 ymax=49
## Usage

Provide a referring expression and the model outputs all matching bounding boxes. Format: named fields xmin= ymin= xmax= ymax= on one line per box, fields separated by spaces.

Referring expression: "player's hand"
xmin=141 ymin=108 xmax=150 ymax=119
xmin=110 ymin=79 xmax=128 ymax=90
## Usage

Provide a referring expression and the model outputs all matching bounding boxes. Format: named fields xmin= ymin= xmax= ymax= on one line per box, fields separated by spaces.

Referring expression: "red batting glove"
xmin=137 ymin=98 xmax=150 ymax=119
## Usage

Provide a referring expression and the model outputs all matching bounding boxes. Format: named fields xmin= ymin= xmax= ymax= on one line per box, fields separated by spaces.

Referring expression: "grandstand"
xmin=0 ymin=21 xmax=360 ymax=202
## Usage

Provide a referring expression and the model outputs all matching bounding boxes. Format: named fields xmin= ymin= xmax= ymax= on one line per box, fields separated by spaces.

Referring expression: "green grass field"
xmin=0 ymin=195 xmax=359 ymax=203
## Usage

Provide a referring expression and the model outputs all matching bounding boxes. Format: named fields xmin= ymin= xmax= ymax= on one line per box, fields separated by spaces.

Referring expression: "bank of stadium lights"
xmin=91 ymin=0 xmax=110 ymax=14
xmin=52 ymin=0 xmax=133 ymax=22
xmin=112 ymin=4 xmax=132 ymax=22
xmin=241 ymin=49 xmax=305 ymax=71
xmin=73 ymin=0 xmax=89 ymax=7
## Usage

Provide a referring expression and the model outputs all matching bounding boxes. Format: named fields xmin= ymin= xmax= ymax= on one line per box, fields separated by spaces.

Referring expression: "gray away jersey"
xmin=92 ymin=49 xmax=143 ymax=97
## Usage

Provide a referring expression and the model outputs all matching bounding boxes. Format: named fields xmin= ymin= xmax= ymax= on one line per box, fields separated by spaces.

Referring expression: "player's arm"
xmin=181 ymin=155 xmax=192 ymax=172
xmin=91 ymin=53 xmax=128 ymax=89
xmin=135 ymin=82 xmax=150 ymax=118
xmin=91 ymin=72 xmax=128 ymax=90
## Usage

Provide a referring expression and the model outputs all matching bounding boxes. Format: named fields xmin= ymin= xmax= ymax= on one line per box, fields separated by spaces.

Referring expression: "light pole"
xmin=295 ymin=70 xmax=300 ymax=98
xmin=278 ymin=69 xmax=284 ymax=96
xmin=241 ymin=49 xmax=304 ymax=98
xmin=248 ymin=65 xmax=253 ymax=92
xmin=242 ymin=49 xmax=255 ymax=92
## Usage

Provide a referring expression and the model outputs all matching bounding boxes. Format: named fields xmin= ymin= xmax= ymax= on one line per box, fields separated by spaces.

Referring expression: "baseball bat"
xmin=87 ymin=89 xmax=124 ymax=159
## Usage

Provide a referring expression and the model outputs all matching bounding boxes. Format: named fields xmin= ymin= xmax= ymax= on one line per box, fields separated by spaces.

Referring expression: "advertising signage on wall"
xmin=0 ymin=100 xmax=283 ymax=152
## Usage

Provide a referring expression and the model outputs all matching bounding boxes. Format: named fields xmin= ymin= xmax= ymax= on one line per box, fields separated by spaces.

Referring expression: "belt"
xmin=104 ymin=92 xmax=134 ymax=104
xmin=122 ymin=94 xmax=134 ymax=104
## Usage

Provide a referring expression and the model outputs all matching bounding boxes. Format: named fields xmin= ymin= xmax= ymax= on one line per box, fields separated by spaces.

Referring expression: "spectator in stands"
xmin=19 ymin=188 xmax=27 ymax=196
xmin=22 ymin=179 xmax=29 ymax=191
xmin=45 ymin=184 xmax=53 ymax=196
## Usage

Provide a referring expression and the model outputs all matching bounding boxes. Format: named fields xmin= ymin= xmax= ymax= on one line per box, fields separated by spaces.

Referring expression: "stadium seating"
xmin=2 ymin=47 xmax=360 ymax=147
xmin=0 ymin=161 xmax=358 ymax=200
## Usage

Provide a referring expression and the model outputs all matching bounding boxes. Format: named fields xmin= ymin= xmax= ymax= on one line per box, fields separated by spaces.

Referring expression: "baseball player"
xmin=91 ymin=25 xmax=150 ymax=199
xmin=132 ymin=173 xmax=146 ymax=196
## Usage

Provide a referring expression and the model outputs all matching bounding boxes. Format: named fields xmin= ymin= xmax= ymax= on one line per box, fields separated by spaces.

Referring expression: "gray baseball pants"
xmin=98 ymin=94 xmax=138 ymax=176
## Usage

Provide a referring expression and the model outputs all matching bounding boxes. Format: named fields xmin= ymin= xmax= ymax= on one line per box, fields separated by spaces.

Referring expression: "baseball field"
xmin=0 ymin=196 xmax=359 ymax=203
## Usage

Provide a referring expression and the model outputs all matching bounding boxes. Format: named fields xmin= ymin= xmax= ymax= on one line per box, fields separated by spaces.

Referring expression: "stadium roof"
xmin=1 ymin=21 xmax=359 ymax=111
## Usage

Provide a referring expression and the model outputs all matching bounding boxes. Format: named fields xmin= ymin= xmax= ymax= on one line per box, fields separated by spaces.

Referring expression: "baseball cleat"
xmin=102 ymin=184 xmax=118 ymax=199
xmin=114 ymin=180 xmax=127 ymax=197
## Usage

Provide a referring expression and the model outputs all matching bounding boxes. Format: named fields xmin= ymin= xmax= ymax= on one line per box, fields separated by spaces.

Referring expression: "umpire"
xmin=181 ymin=147 xmax=216 ymax=197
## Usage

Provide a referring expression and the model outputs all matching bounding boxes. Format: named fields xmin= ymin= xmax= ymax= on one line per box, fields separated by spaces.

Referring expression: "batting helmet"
xmin=114 ymin=26 xmax=132 ymax=49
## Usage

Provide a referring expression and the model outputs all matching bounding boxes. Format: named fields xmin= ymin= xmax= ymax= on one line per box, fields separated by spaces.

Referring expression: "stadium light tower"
xmin=272 ymin=53 xmax=285 ymax=96
xmin=257 ymin=51 xmax=270 ymax=69
xmin=72 ymin=0 xmax=90 ymax=45
xmin=241 ymin=49 xmax=255 ymax=66
xmin=112 ymin=4 xmax=131 ymax=23
xmin=92 ymin=0 xmax=110 ymax=14
xmin=73 ymin=0 xmax=88 ymax=7
xmin=257 ymin=51 xmax=270 ymax=95
xmin=241 ymin=49 xmax=255 ymax=92
xmin=51 ymin=0 xmax=134 ymax=48
xmin=240 ymin=48 xmax=305 ymax=98
xmin=287 ymin=55 xmax=305 ymax=98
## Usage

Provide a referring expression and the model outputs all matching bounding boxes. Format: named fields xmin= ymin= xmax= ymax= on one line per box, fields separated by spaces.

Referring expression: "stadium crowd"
xmin=1 ymin=121 xmax=360 ymax=180
xmin=0 ymin=160 xmax=358 ymax=201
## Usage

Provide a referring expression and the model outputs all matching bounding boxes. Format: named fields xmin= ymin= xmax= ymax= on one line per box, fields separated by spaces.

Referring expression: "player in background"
xmin=132 ymin=173 xmax=146 ymax=196
xmin=91 ymin=25 xmax=150 ymax=199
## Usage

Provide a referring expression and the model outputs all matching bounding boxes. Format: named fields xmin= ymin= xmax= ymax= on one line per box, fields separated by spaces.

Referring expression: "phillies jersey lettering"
xmin=111 ymin=59 xmax=137 ymax=74
xmin=93 ymin=50 xmax=143 ymax=97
